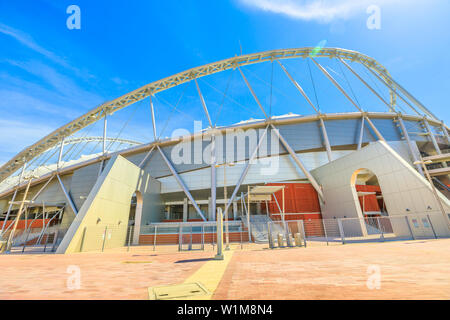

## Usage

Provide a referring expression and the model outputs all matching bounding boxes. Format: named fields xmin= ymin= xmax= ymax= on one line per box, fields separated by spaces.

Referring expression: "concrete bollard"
xmin=294 ymin=233 xmax=302 ymax=247
xmin=277 ymin=233 xmax=284 ymax=247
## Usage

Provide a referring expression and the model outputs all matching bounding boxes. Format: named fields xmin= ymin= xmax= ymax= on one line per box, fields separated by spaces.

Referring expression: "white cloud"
xmin=238 ymin=0 xmax=396 ymax=23
xmin=0 ymin=118 xmax=54 ymax=153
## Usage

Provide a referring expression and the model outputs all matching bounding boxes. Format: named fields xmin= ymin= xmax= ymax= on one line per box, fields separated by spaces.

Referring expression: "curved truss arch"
xmin=0 ymin=47 xmax=439 ymax=183
xmin=48 ymin=136 xmax=142 ymax=151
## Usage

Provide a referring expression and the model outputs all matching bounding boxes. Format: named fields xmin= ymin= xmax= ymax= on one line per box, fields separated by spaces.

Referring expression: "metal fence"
xmin=1 ymin=213 xmax=448 ymax=254
xmin=1 ymin=222 xmax=72 ymax=253
xmin=139 ymin=221 xmax=250 ymax=251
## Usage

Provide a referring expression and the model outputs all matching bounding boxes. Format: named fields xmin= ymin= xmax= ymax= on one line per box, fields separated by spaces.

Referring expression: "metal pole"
xmin=194 ymin=79 xmax=213 ymax=128
xmin=127 ymin=226 xmax=133 ymax=252
xmin=277 ymin=60 xmax=319 ymax=113
xmin=377 ymin=217 xmax=384 ymax=242
xmin=214 ymin=208 xmax=224 ymax=260
xmin=247 ymin=187 xmax=251 ymax=241
xmin=211 ymin=134 xmax=216 ymax=221
xmin=405 ymin=216 xmax=415 ymax=240
xmin=337 ymin=219 xmax=346 ymax=244
xmin=103 ymin=114 xmax=107 ymax=154
xmin=365 ymin=115 xmax=386 ymax=142
xmin=223 ymin=126 xmax=269 ymax=214
xmin=426 ymin=214 xmax=437 ymax=239
xmin=321 ymin=219 xmax=329 ymax=246
xmin=339 ymin=58 xmax=394 ymax=112
xmin=57 ymin=138 xmax=65 ymax=169
xmin=150 ymin=96 xmax=157 ymax=141
xmin=310 ymin=58 xmax=363 ymax=113
xmin=238 ymin=67 xmax=269 ymax=119
xmin=357 ymin=116 xmax=365 ymax=150
xmin=56 ymin=174 xmax=78 ymax=215
xmin=300 ymin=220 xmax=307 ymax=247
xmin=101 ymin=226 xmax=108 ymax=252
xmin=153 ymin=225 xmax=157 ymax=251
xmin=224 ymin=165 xmax=230 ymax=250
xmin=178 ymin=223 xmax=182 ymax=251
xmin=319 ymin=117 xmax=333 ymax=162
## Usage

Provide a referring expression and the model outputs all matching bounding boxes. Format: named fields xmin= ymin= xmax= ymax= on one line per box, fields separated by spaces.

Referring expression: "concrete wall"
xmin=311 ymin=140 xmax=450 ymax=236
xmin=56 ymin=155 xmax=161 ymax=254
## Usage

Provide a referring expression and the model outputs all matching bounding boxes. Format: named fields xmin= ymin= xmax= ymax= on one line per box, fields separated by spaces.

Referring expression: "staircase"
xmin=244 ymin=215 xmax=285 ymax=243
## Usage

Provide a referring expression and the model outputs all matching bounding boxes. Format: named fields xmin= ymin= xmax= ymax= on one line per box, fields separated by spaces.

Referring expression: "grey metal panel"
xmin=70 ymin=162 xmax=103 ymax=210
xmin=325 ymin=119 xmax=360 ymax=146
xmin=369 ymin=118 xmax=402 ymax=141
xmin=277 ymin=122 xmax=323 ymax=151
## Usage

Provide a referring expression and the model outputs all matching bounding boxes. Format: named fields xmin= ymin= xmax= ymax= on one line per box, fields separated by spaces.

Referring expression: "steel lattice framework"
xmin=0 ymin=47 xmax=439 ymax=184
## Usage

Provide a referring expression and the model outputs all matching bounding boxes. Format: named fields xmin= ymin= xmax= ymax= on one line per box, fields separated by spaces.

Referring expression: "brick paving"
xmin=0 ymin=240 xmax=449 ymax=299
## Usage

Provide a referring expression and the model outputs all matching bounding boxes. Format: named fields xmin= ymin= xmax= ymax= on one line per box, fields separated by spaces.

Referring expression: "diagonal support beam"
xmin=357 ymin=116 xmax=365 ymax=150
xmin=138 ymin=146 xmax=155 ymax=168
xmin=277 ymin=60 xmax=319 ymax=114
xmin=56 ymin=174 xmax=78 ymax=215
xmin=194 ymin=79 xmax=213 ymax=128
xmin=150 ymin=96 xmax=157 ymax=141
xmin=157 ymin=145 xmax=206 ymax=221
xmin=319 ymin=117 xmax=333 ymax=162
xmin=423 ymin=118 xmax=442 ymax=155
xmin=363 ymin=65 xmax=422 ymax=116
xmin=339 ymin=58 xmax=395 ymax=112
xmin=270 ymin=124 xmax=324 ymax=201
xmin=238 ymin=67 xmax=269 ymax=119
xmin=224 ymin=126 xmax=269 ymax=214
xmin=381 ymin=71 xmax=439 ymax=120
xmin=364 ymin=115 xmax=385 ymax=142
xmin=310 ymin=58 xmax=363 ymax=113
xmin=441 ymin=122 xmax=450 ymax=145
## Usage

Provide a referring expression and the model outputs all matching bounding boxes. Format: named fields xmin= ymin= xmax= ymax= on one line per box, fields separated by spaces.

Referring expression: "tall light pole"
xmin=414 ymin=158 xmax=450 ymax=230
xmin=215 ymin=162 xmax=235 ymax=250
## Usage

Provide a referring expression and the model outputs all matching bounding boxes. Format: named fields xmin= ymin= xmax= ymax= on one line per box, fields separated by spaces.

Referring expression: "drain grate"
xmin=148 ymin=282 xmax=209 ymax=300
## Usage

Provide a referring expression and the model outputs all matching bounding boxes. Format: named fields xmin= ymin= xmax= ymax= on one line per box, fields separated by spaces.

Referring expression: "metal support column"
xmin=238 ymin=67 xmax=269 ymax=119
xmin=270 ymin=124 xmax=324 ymax=201
xmin=223 ymin=126 xmax=269 ymax=214
xmin=357 ymin=116 xmax=365 ymax=150
xmin=157 ymin=145 xmax=206 ymax=221
xmin=56 ymin=174 xmax=78 ymax=215
xmin=319 ymin=117 xmax=332 ymax=162
xmin=150 ymin=96 xmax=157 ymax=140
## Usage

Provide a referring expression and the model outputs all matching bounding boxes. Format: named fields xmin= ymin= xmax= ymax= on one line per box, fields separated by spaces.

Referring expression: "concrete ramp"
xmin=311 ymin=141 xmax=450 ymax=238
xmin=56 ymin=155 xmax=161 ymax=254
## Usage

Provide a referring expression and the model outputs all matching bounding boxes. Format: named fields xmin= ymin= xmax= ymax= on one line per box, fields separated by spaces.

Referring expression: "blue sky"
xmin=0 ymin=0 xmax=449 ymax=165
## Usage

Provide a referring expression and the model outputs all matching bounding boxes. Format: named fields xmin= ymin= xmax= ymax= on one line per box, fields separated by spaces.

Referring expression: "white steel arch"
xmin=0 ymin=47 xmax=439 ymax=183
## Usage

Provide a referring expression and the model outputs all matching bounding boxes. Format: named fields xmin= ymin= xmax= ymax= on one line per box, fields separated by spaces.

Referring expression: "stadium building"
xmin=0 ymin=47 xmax=449 ymax=254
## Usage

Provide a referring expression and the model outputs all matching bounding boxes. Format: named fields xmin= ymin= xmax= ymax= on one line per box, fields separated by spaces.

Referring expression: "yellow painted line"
xmin=182 ymin=250 xmax=234 ymax=300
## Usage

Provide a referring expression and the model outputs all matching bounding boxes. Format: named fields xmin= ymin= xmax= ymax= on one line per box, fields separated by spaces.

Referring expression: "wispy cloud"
xmin=238 ymin=0 xmax=394 ymax=23
xmin=0 ymin=22 xmax=95 ymax=80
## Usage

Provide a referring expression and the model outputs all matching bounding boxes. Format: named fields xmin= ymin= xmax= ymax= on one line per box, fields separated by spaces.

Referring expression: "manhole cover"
xmin=148 ymin=282 xmax=209 ymax=300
